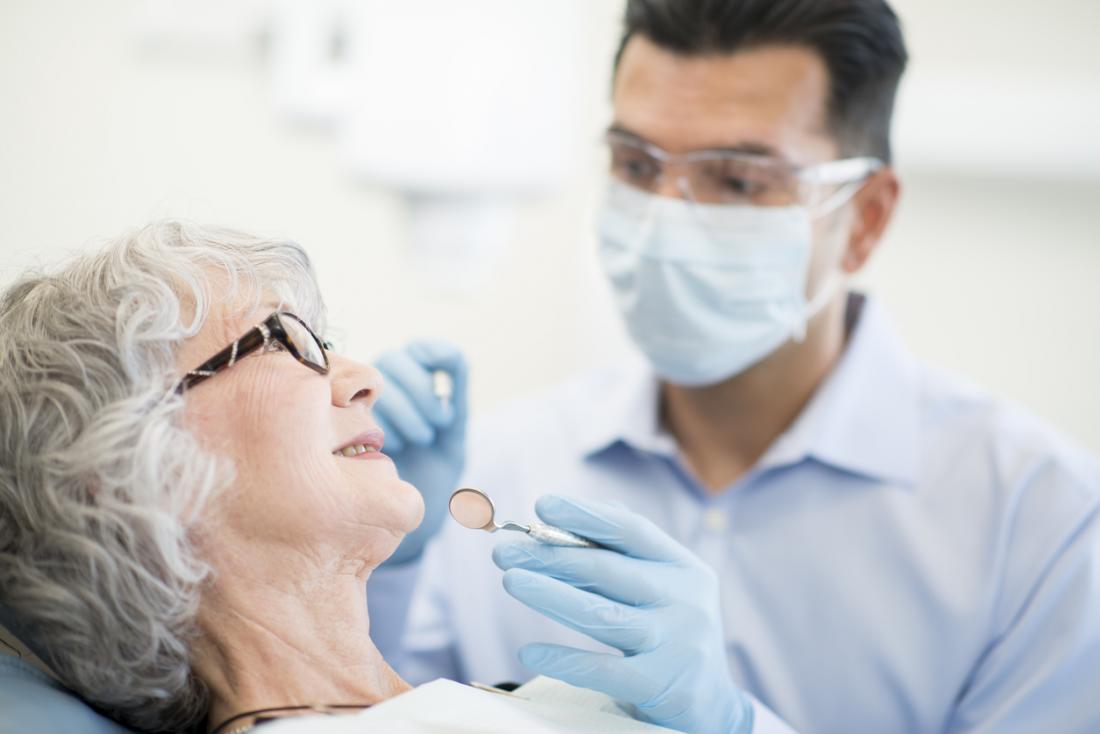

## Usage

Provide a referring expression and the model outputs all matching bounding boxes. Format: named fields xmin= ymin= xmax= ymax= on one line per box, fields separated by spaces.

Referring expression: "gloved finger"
xmin=502 ymin=568 xmax=656 ymax=654
xmin=493 ymin=541 xmax=669 ymax=607
xmin=376 ymin=348 xmax=451 ymax=429
xmin=517 ymin=643 xmax=659 ymax=709
xmin=372 ymin=412 xmax=405 ymax=455
xmin=373 ymin=375 xmax=435 ymax=448
xmin=534 ymin=495 xmax=694 ymax=564
xmin=405 ymin=339 xmax=469 ymax=419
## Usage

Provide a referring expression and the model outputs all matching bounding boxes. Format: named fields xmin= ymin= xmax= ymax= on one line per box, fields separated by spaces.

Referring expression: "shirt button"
xmin=703 ymin=508 xmax=728 ymax=533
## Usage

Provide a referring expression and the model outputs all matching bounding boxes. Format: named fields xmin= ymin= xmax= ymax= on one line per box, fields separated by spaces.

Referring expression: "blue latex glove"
xmin=373 ymin=340 xmax=468 ymax=566
xmin=492 ymin=495 xmax=754 ymax=734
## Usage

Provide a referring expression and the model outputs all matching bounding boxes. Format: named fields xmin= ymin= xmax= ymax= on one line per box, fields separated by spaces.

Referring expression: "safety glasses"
xmin=175 ymin=311 xmax=332 ymax=394
xmin=604 ymin=130 xmax=883 ymax=210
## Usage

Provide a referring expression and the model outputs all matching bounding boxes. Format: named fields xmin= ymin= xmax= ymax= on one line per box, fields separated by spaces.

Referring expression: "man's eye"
xmin=721 ymin=177 xmax=764 ymax=196
xmin=625 ymin=159 xmax=656 ymax=178
xmin=612 ymin=154 xmax=660 ymax=183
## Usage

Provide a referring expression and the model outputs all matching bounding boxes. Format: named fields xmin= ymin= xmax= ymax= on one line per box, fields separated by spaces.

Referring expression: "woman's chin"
xmin=394 ymin=478 xmax=426 ymax=533
xmin=326 ymin=477 xmax=425 ymax=567
xmin=360 ymin=477 xmax=425 ymax=536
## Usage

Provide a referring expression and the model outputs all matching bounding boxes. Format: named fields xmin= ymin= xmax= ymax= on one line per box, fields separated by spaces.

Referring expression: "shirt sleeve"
xmin=747 ymin=694 xmax=800 ymax=734
xmin=945 ymin=499 xmax=1100 ymax=733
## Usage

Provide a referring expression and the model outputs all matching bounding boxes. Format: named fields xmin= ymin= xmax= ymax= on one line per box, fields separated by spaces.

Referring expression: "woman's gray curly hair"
xmin=0 ymin=221 xmax=326 ymax=732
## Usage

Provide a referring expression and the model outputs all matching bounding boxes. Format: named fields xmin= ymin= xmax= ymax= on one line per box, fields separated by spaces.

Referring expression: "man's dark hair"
xmin=614 ymin=0 xmax=909 ymax=163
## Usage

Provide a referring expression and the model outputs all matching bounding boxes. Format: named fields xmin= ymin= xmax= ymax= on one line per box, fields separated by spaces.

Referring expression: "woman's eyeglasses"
xmin=175 ymin=311 xmax=332 ymax=394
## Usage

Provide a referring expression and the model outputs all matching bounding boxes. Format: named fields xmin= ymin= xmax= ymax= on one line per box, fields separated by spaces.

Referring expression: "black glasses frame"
xmin=175 ymin=311 xmax=332 ymax=394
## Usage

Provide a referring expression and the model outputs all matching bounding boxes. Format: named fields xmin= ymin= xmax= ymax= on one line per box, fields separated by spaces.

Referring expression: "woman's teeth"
xmin=334 ymin=443 xmax=379 ymax=457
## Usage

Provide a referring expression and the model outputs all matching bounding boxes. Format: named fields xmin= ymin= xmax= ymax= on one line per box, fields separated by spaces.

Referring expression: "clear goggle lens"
xmin=604 ymin=132 xmax=882 ymax=210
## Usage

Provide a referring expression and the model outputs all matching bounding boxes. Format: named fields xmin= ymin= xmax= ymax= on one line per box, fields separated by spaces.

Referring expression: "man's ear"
xmin=842 ymin=168 xmax=900 ymax=273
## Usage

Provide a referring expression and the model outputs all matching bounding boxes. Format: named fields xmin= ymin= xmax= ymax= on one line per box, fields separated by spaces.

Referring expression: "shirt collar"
xmin=575 ymin=358 xmax=673 ymax=459
xmin=760 ymin=294 xmax=921 ymax=486
xmin=577 ymin=293 xmax=921 ymax=487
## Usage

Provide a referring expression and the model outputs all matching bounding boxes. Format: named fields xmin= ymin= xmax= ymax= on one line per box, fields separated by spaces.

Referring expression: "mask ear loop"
xmin=774 ymin=265 xmax=844 ymax=343
xmin=812 ymin=178 xmax=865 ymax=218
xmin=773 ymin=177 xmax=870 ymax=342
xmin=800 ymin=271 xmax=844 ymax=334
xmin=790 ymin=167 xmax=883 ymax=337
xmin=785 ymin=187 xmax=859 ymax=340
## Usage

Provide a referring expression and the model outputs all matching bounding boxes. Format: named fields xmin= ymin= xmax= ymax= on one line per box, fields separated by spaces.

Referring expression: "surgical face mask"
xmin=597 ymin=181 xmax=843 ymax=387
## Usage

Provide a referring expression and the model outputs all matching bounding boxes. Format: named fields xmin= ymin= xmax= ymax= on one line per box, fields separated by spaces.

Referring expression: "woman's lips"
xmin=332 ymin=429 xmax=388 ymax=460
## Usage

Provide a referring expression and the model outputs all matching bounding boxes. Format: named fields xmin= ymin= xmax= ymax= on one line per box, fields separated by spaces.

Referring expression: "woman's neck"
xmin=192 ymin=568 xmax=409 ymax=733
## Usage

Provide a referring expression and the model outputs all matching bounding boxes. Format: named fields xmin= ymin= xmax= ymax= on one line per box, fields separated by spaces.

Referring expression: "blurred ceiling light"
xmin=136 ymin=0 xmax=586 ymax=293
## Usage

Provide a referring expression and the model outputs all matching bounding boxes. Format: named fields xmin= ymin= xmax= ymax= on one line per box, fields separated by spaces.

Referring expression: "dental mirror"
xmin=448 ymin=488 xmax=599 ymax=548
xmin=449 ymin=488 xmax=500 ymax=531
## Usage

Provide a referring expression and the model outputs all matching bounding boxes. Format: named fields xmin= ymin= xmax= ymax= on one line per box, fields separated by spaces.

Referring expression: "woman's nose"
xmin=329 ymin=355 xmax=384 ymax=408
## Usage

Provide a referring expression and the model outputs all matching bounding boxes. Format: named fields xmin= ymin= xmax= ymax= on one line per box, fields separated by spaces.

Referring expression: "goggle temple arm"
xmin=804 ymin=157 xmax=885 ymax=216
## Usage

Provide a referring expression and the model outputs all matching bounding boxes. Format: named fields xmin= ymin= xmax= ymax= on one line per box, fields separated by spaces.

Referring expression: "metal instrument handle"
xmin=527 ymin=521 xmax=600 ymax=548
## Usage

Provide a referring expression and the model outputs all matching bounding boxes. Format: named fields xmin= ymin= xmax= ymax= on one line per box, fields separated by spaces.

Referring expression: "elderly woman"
xmin=0 ymin=222 xmax=425 ymax=732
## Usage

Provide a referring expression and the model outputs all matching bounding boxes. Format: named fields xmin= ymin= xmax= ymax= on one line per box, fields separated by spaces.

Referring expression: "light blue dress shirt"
xmin=369 ymin=295 xmax=1100 ymax=733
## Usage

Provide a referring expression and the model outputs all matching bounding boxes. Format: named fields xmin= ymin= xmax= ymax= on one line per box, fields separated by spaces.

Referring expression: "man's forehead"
xmin=612 ymin=36 xmax=835 ymax=162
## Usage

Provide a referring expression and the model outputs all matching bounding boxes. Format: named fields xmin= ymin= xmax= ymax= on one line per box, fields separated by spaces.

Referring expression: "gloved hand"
xmin=492 ymin=495 xmax=754 ymax=734
xmin=373 ymin=340 xmax=468 ymax=566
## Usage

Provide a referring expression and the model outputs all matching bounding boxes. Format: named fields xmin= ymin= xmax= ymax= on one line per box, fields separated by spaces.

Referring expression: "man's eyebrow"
xmin=606 ymin=124 xmax=784 ymax=159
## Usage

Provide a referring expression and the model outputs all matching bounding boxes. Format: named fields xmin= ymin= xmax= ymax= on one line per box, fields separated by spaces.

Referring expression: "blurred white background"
xmin=1 ymin=0 xmax=1098 ymax=451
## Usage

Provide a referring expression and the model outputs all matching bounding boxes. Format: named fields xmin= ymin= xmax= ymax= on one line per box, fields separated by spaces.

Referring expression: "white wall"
xmin=1 ymin=0 xmax=1098 ymax=452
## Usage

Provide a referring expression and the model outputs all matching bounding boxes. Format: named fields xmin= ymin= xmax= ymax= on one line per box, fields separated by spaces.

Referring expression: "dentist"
xmin=368 ymin=1 xmax=1100 ymax=732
